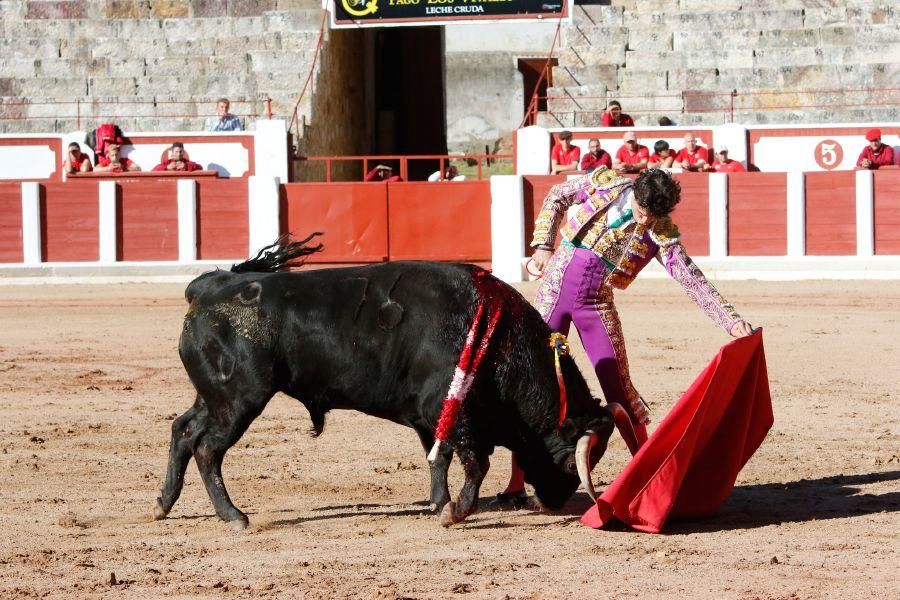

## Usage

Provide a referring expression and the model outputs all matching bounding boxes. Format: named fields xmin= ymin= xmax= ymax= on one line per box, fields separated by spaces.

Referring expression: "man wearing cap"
xmin=613 ymin=131 xmax=649 ymax=174
xmin=152 ymin=142 xmax=203 ymax=172
xmin=857 ymin=129 xmax=894 ymax=170
xmin=709 ymin=146 xmax=746 ymax=173
xmin=675 ymin=132 xmax=709 ymax=172
xmin=550 ymin=130 xmax=581 ymax=175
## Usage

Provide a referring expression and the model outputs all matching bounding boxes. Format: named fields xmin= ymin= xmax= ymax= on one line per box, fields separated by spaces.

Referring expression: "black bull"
xmin=154 ymin=238 xmax=614 ymax=529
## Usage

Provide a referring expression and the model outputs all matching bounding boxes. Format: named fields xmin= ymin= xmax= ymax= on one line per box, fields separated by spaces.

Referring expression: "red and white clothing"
xmin=152 ymin=159 xmax=203 ymax=172
xmin=615 ymin=144 xmax=650 ymax=165
xmin=601 ymin=112 xmax=634 ymax=127
xmin=580 ymin=150 xmax=612 ymax=171
xmin=675 ymin=146 xmax=709 ymax=165
xmin=857 ymin=144 xmax=894 ymax=169
xmin=97 ymin=156 xmax=135 ymax=172
xmin=710 ymin=160 xmax=746 ymax=173
xmin=647 ymin=152 xmax=673 ymax=167
xmin=65 ymin=154 xmax=91 ymax=171
xmin=551 ymin=143 xmax=581 ymax=169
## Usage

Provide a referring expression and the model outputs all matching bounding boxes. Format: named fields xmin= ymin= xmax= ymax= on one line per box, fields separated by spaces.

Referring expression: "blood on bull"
xmin=153 ymin=234 xmax=614 ymax=529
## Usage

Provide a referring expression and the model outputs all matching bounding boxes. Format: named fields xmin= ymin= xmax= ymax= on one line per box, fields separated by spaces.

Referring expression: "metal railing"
xmin=528 ymin=87 xmax=900 ymax=127
xmin=0 ymin=97 xmax=272 ymax=129
xmin=294 ymin=154 xmax=514 ymax=183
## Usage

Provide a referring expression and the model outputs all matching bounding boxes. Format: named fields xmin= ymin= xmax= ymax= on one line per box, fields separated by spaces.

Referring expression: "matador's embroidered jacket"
xmin=531 ymin=167 xmax=742 ymax=333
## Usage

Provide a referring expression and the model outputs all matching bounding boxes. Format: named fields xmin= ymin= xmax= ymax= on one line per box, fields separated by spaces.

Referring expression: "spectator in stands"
xmin=658 ymin=116 xmax=677 ymax=127
xmin=365 ymin=164 xmax=402 ymax=182
xmin=204 ymin=98 xmax=242 ymax=132
xmin=63 ymin=142 xmax=92 ymax=174
xmin=647 ymin=140 xmax=675 ymax=168
xmin=580 ymin=138 xmax=612 ymax=173
xmin=613 ymin=131 xmax=649 ymax=174
xmin=550 ymin=130 xmax=581 ymax=175
xmin=675 ymin=132 xmax=709 ymax=172
xmin=857 ymin=128 xmax=894 ymax=170
xmin=428 ymin=165 xmax=466 ymax=181
xmin=152 ymin=142 xmax=203 ymax=172
xmin=709 ymin=146 xmax=746 ymax=173
xmin=94 ymin=144 xmax=140 ymax=173
xmin=601 ymin=100 xmax=634 ymax=127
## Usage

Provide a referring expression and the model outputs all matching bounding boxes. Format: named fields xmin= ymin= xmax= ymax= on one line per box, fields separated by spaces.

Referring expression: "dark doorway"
xmin=518 ymin=57 xmax=558 ymax=114
xmin=369 ymin=27 xmax=446 ymax=181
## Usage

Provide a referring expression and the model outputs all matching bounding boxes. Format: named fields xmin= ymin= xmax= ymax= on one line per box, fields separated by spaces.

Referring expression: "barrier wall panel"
xmin=41 ymin=181 xmax=99 ymax=262
xmin=670 ymin=173 xmax=709 ymax=256
xmin=804 ymin=171 xmax=856 ymax=255
xmin=197 ymin=179 xmax=249 ymax=259
xmin=116 ymin=180 xmax=179 ymax=261
xmin=523 ymin=175 xmax=566 ymax=253
xmin=874 ymin=169 xmax=900 ymax=255
xmin=0 ymin=183 xmax=22 ymax=262
xmin=281 ymin=183 xmax=388 ymax=262
xmin=386 ymin=181 xmax=492 ymax=261
xmin=727 ymin=172 xmax=787 ymax=256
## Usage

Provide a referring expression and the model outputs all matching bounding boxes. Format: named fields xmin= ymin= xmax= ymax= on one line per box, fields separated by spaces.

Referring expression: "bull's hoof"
xmin=153 ymin=498 xmax=168 ymax=521
xmin=226 ymin=516 xmax=249 ymax=531
xmin=428 ymin=498 xmax=450 ymax=513
xmin=439 ymin=502 xmax=458 ymax=527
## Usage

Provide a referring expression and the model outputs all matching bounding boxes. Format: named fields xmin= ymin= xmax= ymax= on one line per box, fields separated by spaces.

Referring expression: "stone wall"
xmin=0 ymin=0 xmax=323 ymax=134
xmin=542 ymin=0 xmax=899 ymax=128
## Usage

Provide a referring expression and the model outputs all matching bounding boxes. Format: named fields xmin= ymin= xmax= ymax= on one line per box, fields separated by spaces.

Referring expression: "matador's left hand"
xmin=729 ymin=320 xmax=754 ymax=337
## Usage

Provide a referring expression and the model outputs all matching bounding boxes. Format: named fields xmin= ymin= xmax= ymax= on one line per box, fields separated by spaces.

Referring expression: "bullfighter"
xmin=495 ymin=167 xmax=755 ymax=506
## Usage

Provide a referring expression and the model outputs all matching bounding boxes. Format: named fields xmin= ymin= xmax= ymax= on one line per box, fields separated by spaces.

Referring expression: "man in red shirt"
xmin=365 ymin=164 xmax=402 ymax=182
xmin=675 ymin=132 xmax=709 ymax=172
xmin=152 ymin=142 xmax=203 ymax=172
xmin=63 ymin=142 xmax=92 ymax=174
xmin=857 ymin=128 xmax=894 ymax=169
xmin=601 ymin=101 xmax=634 ymax=127
xmin=94 ymin=144 xmax=141 ymax=173
xmin=613 ymin=131 xmax=649 ymax=174
xmin=647 ymin=140 xmax=675 ymax=168
xmin=550 ymin=130 xmax=581 ymax=175
xmin=709 ymin=146 xmax=746 ymax=173
xmin=580 ymin=138 xmax=612 ymax=172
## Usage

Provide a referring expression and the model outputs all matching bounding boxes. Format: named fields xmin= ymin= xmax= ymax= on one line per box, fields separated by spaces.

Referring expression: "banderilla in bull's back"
xmin=153 ymin=234 xmax=614 ymax=530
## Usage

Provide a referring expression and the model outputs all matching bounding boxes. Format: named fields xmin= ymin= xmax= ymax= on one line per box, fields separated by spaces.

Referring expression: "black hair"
xmin=633 ymin=169 xmax=681 ymax=217
xmin=68 ymin=142 xmax=80 ymax=149
xmin=607 ymin=100 xmax=621 ymax=109
xmin=658 ymin=116 xmax=674 ymax=126
xmin=653 ymin=140 xmax=669 ymax=153
xmin=171 ymin=142 xmax=184 ymax=149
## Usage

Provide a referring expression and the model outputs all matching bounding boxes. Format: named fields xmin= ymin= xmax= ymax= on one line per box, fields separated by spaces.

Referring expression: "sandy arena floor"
xmin=0 ymin=276 xmax=898 ymax=599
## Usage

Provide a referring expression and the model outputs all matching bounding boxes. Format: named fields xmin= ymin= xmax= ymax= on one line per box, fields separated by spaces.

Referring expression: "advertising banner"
xmin=331 ymin=0 xmax=569 ymax=27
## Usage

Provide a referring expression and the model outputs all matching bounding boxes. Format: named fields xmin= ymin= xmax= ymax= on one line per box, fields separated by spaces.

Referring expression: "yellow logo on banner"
xmin=341 ymin=0 xmax=379 ymax=17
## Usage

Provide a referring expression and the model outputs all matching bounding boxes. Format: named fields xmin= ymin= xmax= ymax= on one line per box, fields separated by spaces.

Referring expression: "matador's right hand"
xmin=532 ymin=248 xmax=554 ymax=273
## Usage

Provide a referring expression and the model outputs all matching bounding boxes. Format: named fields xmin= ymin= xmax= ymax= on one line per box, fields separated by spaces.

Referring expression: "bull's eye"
xmin=565 ymin=458 xmax=577 ymax=474
xmin=186 ymin=294 xmax=194 ymax=304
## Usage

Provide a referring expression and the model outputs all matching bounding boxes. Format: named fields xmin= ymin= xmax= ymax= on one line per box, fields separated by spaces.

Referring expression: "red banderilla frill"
xmin=428 ymin=299 xmax=502 ymax=463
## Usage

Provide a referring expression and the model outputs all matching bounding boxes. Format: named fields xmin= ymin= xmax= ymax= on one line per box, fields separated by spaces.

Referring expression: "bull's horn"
xmin=575 ymin=431 xmax=600 ymax=503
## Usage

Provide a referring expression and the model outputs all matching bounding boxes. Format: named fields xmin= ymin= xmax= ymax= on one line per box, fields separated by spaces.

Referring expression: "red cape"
xmin=582 ymin=330 xmax=773 ymax=533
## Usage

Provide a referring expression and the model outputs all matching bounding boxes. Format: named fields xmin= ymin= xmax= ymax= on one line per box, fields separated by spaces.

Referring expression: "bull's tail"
xmin=231 ymin=232 xmax=324 ymax=273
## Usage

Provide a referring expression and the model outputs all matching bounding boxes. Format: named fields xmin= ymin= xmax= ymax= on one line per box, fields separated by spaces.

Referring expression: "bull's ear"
xmin=238 ymin=281 xmax=263 ymax=305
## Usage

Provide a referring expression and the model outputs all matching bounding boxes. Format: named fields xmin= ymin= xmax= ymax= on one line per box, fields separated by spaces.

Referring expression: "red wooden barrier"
xmin=0 ymin=183 xmax=22 ymax=262
xmin=116 ymin=180 xmax=179 ymax=261
xmin=874 ymin=169 xmax=900 ymax=255
xmin=805 ymin=171 xmax=856 ymax=255
xmin=523 ymin=175 xmax=566 ymax=253
xmin=197 ymin=179 xmax=249 ymax=259
xmin=670 ymin=173 xmax=709 ymax=256
xmin=281 ymin=182 xmax=389 ymax=262
xmin=727 ymin=172 xmax=787 ymax=256
xmin=386 ymin=181 xmax=491 ymax=261
xmin=41 ymin=181 xmax=99 ymax=262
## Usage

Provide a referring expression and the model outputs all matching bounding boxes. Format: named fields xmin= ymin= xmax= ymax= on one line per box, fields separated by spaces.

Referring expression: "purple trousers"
xmin=535 ymin=246 xmax=650 ymax=424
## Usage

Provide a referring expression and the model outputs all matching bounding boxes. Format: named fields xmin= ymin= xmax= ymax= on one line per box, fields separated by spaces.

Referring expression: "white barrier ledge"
xmin=490 ymin=175 xmax=526 ymax=283
xmin=177 ymin=179 xmax=198 ymax=262
xmin=21 ymin=182 xmax=41 ymax=265
xmin=98 ymin=181 xmax=117 ymax=263
xmin=855 ymin=170 xmax=874 ymax=257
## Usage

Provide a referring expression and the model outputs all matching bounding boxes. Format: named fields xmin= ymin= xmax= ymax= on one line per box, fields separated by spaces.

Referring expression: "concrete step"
xmin=672 ymin=24 xmax=900 ymax=51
